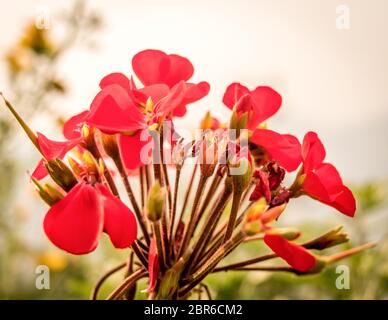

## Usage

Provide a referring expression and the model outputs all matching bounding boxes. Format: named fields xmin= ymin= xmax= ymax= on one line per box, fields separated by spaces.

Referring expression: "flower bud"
xmin=303 ymin=226 xmax=349 ymax=250
xmin=243 ymin=219 xmax=263 ymax=236
xmin=45 ymin=159 xmax=78 ymax=192
xmin=200 ymin=111 xmax=221 ymax=130
xmin=101 ymin=133 xmax=120 ymax=159
xmin=229 ymin=95 xmax=250 ymax=136
xmin=260 ymin=204 xmax=286 ymax=224
xmin=157 ymin=258 xmax=185 ymax=299
xmin=147 ymin=181 xmax=166 ymax=222
xmin=245 ymin=197 xmax=267 ymax=222
xmin=266 ymin=227 xmax=301 ymax=240
xmin=31 ymin=178 xmax=63 ymax=206
xmin=228 ymin=151 xmax=253 ymax=194
xmin=199 ymin=134 xmax=218 ymax=178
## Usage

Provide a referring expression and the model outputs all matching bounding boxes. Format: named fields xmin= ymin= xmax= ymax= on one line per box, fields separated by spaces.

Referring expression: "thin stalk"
xmin=114 ymin=156 xmax=150 ymax=245
xmin=169 ymin=166 xmax=181 ymax=254
xmin=177 ymin=174 xmax=208 ymax=258
xmin=223 ymin=191 xmax=243 ymax=242
xmin=213 ymin=253 xmax=276 ymax=273
xmin=175 ymin=164 xmax=198 ymax=238
xmin=184 ymin=185 xmax=232 ymax=274
xmin=124 ymin=252 xmax=137 ymax=300
xmin=106 ymin=268 xmax=147 ymax=300
xmin=179 ymin=231 xmax=245 ymax=297
xmin=132 ymin=240 xmax=149 ymax=270
xmin=139 ymin=166 xmax=145 ymax=209
xmin=90 ymin=262 xmax=127 ymax=300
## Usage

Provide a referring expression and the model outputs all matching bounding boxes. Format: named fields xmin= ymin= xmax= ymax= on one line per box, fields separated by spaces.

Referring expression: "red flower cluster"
xmin=3 ymin=49 xmax=362 ymax=293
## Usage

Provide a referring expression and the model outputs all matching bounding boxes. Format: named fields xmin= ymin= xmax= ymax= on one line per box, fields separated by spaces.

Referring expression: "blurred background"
xmin=0 ymin=0 xmax=387 ymax=299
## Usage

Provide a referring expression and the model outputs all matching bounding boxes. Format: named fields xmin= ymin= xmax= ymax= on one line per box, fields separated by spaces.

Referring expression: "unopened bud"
xmin=260 ymin=204 xmax=286 ymax=224
xmin=266 ymin=227 xmax=301 ymax=240
xmin=303 ymin=226 xmax=349 ymax=250
xmin=147 ymin=181 xmax=165 ymax=222
xmin=101 ymin=133 xmax=119 ymax=159
xmin=243 ymin=219 xmax=263 ymax=236
xmin=245 ymin=198 xmax=267 ymax=222
xmin=229 ymin=155 xmax=253 ymax=194
xmin=229 ymin=95 xmax=250 ymax=136
xmin=31 ymin=178 xmax=63 ymax=206
xmin=200 ymin=111 xmax=221 ymax=130
xmin=158 ymin=258 xmax=185 ymax=299
xmin=45 ymin=159 xmax=77 ymax=192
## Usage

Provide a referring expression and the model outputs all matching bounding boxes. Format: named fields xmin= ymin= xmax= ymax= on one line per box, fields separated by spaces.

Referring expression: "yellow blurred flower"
xmin=37 ymin=251 xmax=68 ymax=272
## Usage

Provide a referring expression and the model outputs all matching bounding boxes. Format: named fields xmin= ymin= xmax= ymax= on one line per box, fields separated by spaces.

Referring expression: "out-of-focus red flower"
xmin=43 ymin=182 xmax=137 ymax=255
xmin=132 ymin=49 xmax=210 ymax=117
xmin=145 ymin=238 xmax=159 ymax=293
xmin=250 ymin=128 xmax=302 ymax=172
xmin=223 ymin=83 xmax=282 ymax=130
xmin=264 ymin=233 xmax=316 ymax=272
xmin=32 ymin=133 xmax=82 ymax=180
xmin=301 ymin=132 xmax=356 ymax=217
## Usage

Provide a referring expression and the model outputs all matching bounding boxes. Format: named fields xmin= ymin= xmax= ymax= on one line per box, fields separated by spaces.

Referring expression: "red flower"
xmin=250 ymin=128 xmax=302 ymax=172
xmin=301 ymin=132 xmax=356 ymax=217
xmin=264 ymin=233 xmax=316 ymax=272
xmin=223 ymin=83 xmax=282 ymax=130
xmin=63 ymin=110 xmax=89 ymax=139
xmin=132 ymin=49 xmax=210 ymax=117
xmin=32 ymin=133 xmax=82 ymax=180
xmin=44 ymin=182 xmax=137 ymax=255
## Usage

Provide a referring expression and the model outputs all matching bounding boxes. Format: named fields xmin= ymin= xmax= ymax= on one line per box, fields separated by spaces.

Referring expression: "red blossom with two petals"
xmin=223 ymin=83 xmax=282 ymax=130
xmin=301 ymin=132 xmax=356 ymax=217
xmin=44 ymin=182 xmax=137 ymax=255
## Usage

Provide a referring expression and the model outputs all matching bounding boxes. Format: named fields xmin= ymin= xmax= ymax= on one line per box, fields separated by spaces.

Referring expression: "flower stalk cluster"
xmin=1 ymin=49 xmax=376 ymax=300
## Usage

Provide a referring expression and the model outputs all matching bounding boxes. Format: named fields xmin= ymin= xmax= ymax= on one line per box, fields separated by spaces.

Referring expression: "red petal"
xmin=145 ymin=238 xmax=159 ymax=292
xmin=37 ymin=132 xmax=82 ymax=160
xmin=87 ymin=84 xmax=146 ymax=133
xmin=154 ymin=81 xmax=187 ymax=116
xmin=264 ymin=234 xmax=316 ymax=272
xmin=63 ymin=110 xmax=89 ymax=139
xmin=173 ymin=81 xmax=210 ymax=117
xmin=330 ymin=185 xmax=356 ymax=217
xmin=43 ymin=183 xmax=103 ymax=255
xmin=303 ymin=163 xmax=356 ymax=216
xmin=118 ymin=131 xmax=152 ymax=170
xmin=132 ymin=49 xmax=170 ymax=86
xmin=250 ymin=129 xmax=302 ymax=172
xmin=96 ymin=184 xmax=137 ymax=248
xmin=222 ymin=83 xmax=250 ymax=109
xmin=302 ymin=131 xmax=326 ymax=172
xmin=31 ymin=159 xmax=48 ymax=180
xmin=162 ymin=53 xmax=194 ymax=87
xmin=138 ymin=84 xmax=170 ymax=104
xmin=247 ymin=86 xmax=282 ymax=130
xmin=99 ymin=72 xmax=131 ymax=91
